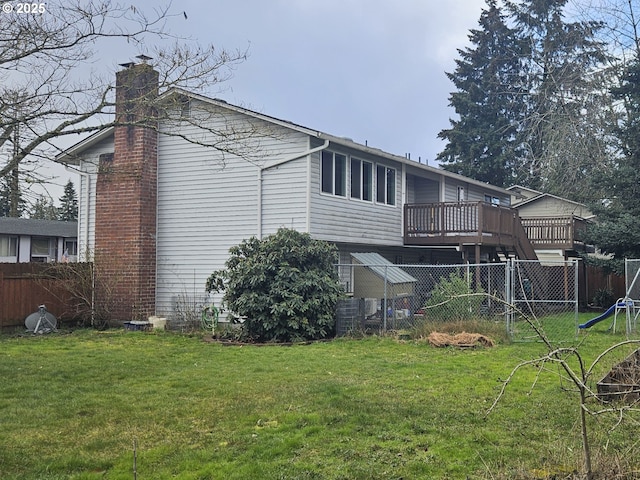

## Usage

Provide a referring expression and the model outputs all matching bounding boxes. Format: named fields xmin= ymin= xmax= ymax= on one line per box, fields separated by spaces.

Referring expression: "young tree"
xmin=57 ymin=180 xmax=78 ymax=222
xmin=206 ymin=229 xmax=343 ymax=342
xmin=0 ymin=0 xmax=250 ymax=187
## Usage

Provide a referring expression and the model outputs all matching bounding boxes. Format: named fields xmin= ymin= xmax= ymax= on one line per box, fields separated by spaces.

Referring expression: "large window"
xmin=31 ymin=237 xmax=54 ymax=262
xmin=321 ymin=152 xmax=396 ymax=206
xmin=321 ymin=151 xmax=347 ymax=197
xmin=376 ymin=165 xmax=396 ymax=205
xmin=0 ymin=235 xmax=17 ymax=257
xmin=350 ymin=157 xmax=373 ymax=201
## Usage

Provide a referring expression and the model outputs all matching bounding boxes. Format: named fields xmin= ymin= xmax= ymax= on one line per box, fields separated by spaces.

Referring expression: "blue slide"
xmin=579 ymin=303 xmax=618 ymax=329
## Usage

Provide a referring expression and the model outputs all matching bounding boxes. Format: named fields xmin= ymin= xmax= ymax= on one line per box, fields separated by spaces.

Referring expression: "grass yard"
xmin=1 ymin=322 xmax=639 ymax=479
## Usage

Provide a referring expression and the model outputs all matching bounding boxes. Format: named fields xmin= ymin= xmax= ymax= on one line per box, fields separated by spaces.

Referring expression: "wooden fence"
xmin=584 ymin=264 xmax=625 ymax=305
xmin=0 ymin=263 xmax=88 ymax=329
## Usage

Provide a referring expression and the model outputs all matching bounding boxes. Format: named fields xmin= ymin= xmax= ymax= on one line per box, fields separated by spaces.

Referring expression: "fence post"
xmin=574 ymin=260 xmax=579 ymax=335
xmin=505 ymin=259 xmax=513 ymax=337
xmin=383 ymin=265 xmax=388 ymax=332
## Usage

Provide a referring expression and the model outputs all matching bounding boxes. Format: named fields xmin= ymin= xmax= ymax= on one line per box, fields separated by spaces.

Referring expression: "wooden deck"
xmin=403 ymin=202 xmax=537 ymax=259
xmin=520 ymin=216 xmax=588 ymax=251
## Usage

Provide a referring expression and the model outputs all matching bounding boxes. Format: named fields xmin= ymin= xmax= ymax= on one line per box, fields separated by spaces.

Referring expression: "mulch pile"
xmin=427 ymin=331 xmax=495 ymax=348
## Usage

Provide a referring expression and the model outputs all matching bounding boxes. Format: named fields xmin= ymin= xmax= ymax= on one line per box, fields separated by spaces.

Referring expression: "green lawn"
xmin=0 ymin=326 xmax=638 ymax=479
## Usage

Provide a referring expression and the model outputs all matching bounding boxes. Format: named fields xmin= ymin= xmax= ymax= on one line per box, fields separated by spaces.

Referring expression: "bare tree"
xmin=574 ymin=0 xmax=640 ymax=60
xmin=481 ymin=293 xmax=640 ymax=479
xmin=0 ymin=0 xmax=252 ymax=194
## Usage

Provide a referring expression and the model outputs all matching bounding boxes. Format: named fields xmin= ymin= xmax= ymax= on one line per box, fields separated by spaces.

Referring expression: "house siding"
xmin=154 ymin=110 xmax=311 ymax=316
xmin=261 ymin=153 xmax=309 ymax=235
xmin=408 ymin=174 xmax=440 ymax=204
xmin=309 ymin=149 xmax=403 ymax=246
xmin=443 ymin=179 xmax=509 ymax=205
xmin=77 ymin=138 xmax=114 ymax=258
xmin=517 ymin=197 xmax=591 ymax=218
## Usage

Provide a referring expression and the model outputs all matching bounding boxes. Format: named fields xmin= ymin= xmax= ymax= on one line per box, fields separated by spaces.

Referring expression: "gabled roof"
xmin=56 ymin=127 xmax=114 ymax=165
xmin=508 ymin=187 xmax=588 ymax=208
xmin=57 ymin=87 xmax=511 ymax=196
xmin=351 ymin=252 xmax=417 ymax=285
xmin=0 ymin=218 xmax=78 ymax=237
xmin=507 ymin=185 xmax=594 ymax=220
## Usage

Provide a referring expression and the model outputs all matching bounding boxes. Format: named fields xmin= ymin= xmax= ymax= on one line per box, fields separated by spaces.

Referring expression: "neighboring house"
xmin=508 ymin=185 xmax=594 ymax=261
xmin=57 ymin=62 xmax=537 ymax=323
xmin=0 ymin=217 xmax=78 ymax=263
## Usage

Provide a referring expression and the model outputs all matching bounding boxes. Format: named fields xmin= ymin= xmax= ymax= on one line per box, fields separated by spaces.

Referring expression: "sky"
xmin=43 ymin=0 xmax=487 ymax=201
xmin=166 ymin=0 xmax=485 ymax=162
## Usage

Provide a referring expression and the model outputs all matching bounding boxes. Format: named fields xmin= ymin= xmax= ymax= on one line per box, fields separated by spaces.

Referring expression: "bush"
xmin=422 ymin=271 xmax=485 ymax=322
xmin=592 ymin=288 xmax=615 ymax=308
xmin=206 ymin=228 xmax=343 ymax=342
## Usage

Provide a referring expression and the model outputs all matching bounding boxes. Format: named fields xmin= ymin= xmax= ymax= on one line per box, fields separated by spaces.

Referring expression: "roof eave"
xmin=55 ymin=127 xmax=115 ymax=164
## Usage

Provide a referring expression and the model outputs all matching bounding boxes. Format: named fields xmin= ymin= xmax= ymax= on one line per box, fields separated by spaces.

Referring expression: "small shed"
xmin=350 ymin=252 xmax=417 ymax=301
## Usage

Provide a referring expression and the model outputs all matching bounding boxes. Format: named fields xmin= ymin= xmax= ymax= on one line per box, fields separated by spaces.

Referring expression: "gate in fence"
xmin=336 ymin=259 xmax=579 ymax=342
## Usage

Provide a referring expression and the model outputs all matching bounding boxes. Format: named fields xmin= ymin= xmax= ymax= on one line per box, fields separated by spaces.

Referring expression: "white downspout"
xmin=401 ymin=162 xmax=406 ymax=240
xmin=257 ymin=139 xmax=330 ymax=239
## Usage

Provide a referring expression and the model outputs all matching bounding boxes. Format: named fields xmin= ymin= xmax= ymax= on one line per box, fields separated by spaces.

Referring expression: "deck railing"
xmin=404 ymin=202 xmax=518 ymax=244
xmin=520 ymin=216 xmax=587 ymax=250
xmin=404 ymin=203 xmax=585 ymax=256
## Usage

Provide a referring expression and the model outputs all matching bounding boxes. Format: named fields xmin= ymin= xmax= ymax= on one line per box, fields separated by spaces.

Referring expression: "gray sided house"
xmin=507 ymin=185 xmax=594 ymax=262
xmin=0 ymin=217 xmax=78 ymax=263
xmin=58 ymin=62 xmax=535 ymax=324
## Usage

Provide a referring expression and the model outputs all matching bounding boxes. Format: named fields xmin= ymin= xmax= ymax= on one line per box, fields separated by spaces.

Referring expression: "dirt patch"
xmin=428 ymin=331 xmax=495 ymax=348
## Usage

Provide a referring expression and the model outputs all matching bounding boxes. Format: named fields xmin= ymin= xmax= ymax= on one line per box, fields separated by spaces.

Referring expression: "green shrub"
xmin=422 ymin=271 xmax=485 ymax=322
xmin=206 ymin=228 xmax=343 ymax=342
xmin=592 ymin=288 xmax=614 ymax=308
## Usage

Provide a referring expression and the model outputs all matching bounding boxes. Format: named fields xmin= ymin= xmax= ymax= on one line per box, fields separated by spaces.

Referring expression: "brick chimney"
xmin=94 ymin=61 xmax=159 ymax=323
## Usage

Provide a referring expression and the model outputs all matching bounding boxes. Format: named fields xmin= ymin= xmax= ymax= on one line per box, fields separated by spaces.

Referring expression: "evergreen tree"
xmin=57 ymin=179 xmax=78 ymax=222
xmin=584 ymin=57 xmax=640 ymax=267
xmin=506 ymin=0 xmax=610 ymax=198
xmin=30 ymin=195 xmax=58 ymax=220
xmin=0 ymin=175 xmax=24 ymax=217
xmin=438 ymin=0 xmax=524 ymax=187
xmin=439 ymin=0 xmax=610 ymax=199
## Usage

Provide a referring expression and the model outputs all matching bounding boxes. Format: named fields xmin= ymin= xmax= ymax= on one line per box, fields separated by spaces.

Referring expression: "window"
xmin=350 ymin=157 xmax=373 ymax=201
xmin=484 ymin=195 xmax=500 ymax=205
xmin=457 ymin=186 xmax=466 ymax=202
xmin=0 ymin=235 xmax=17 ymax=257
xmin=321 ymin=151 xmax=346 ymax=196
xmin=31 ymin=237 xmax=54 ymax=262
xmin=376 ymin=165 xmax=396 ymax=205
xmin=64 ymin=239 xmax=78 ymax=256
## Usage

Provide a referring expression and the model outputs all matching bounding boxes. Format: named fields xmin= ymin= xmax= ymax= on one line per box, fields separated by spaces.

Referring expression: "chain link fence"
xmin=625 ymin=259 xmax=640 ymax=301
xmin=336 ymin=259 xmax=579 ymax=343
xmin=508 ymin=260 xmax=578 ymax=343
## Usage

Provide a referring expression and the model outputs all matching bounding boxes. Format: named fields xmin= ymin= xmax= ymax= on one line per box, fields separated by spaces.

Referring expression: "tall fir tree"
xmin=57 ymin=179 xmax=78 ymax=222
xmin=506 ymin=0 xmax=610 ymax=198
xmin=438 ymin=0 xmax=610 ymax=199
xmin=438 ymin=0 xmax=524 ymax=187
xmin=0 ymin=175 xmax=24 ymax=217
